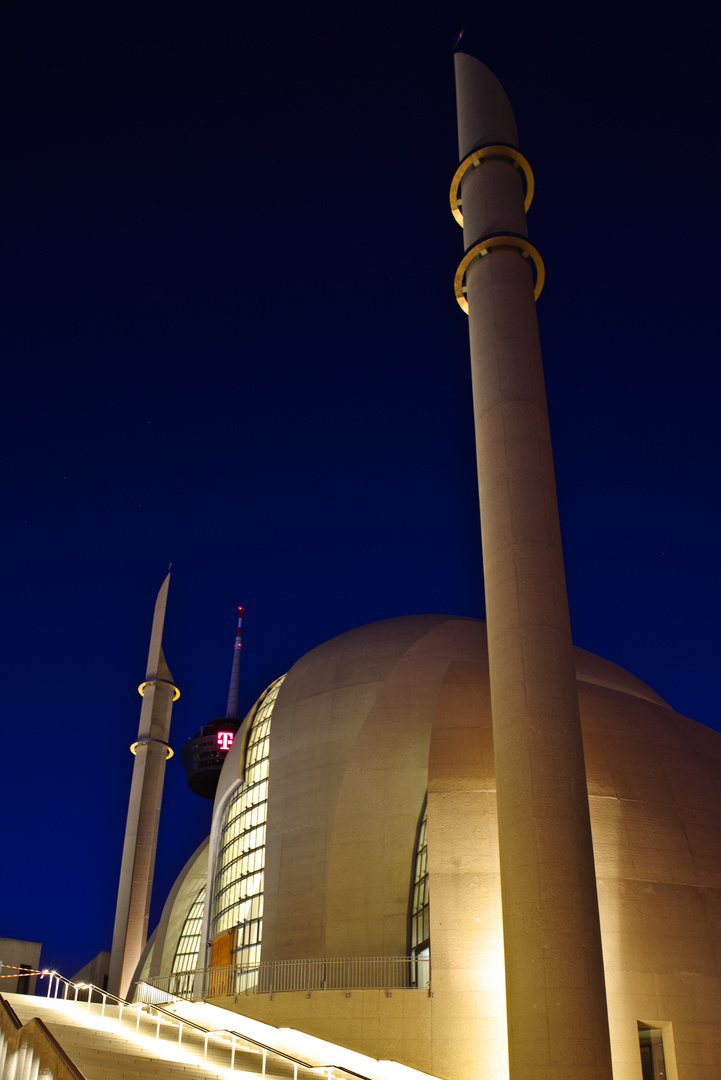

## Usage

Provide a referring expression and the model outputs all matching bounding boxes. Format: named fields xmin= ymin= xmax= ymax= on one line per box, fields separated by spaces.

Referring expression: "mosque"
xmin=117 ymin=52 xmax=721 ymax=1080
xmin=3 ymin=50 xmax=720 ymax=1080
xmin=131 ymin=612 xmax=721 ymax=1080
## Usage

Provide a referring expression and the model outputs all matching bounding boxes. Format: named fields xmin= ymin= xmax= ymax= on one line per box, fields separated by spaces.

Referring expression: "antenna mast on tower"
xmin=225 ymin=606 xmax=244 ymax=719
xmin=181 ymin=605 xmax=246 ymax=799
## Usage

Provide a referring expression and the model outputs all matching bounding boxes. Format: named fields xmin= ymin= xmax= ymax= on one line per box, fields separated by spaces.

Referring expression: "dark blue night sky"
xmin=2 ymin=2 xmax=719 ymax=979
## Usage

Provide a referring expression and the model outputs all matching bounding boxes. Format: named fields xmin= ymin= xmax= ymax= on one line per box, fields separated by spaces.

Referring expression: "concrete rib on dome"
xmin=573 ymin=647 xmax=670 ymax=706
xmin=269 ymin=611 xmax=670 ymax=708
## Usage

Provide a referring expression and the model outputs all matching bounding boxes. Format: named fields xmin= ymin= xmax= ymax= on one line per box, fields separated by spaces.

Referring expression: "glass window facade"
xmin=171 ymin=884 xmax=206 ymax=975
xmin=410 ymin=799 xmax=430 ymax=987
xmin=210 ymin=676 xmax=285 ymax=974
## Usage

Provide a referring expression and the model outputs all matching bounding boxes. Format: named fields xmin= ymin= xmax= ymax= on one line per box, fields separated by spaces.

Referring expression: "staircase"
xmin=3 ymin=993 xmax=299 ymax=1080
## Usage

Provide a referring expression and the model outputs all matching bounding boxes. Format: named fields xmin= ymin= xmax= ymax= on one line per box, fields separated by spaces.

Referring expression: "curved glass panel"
xmin=410 ymin=799 xmax=430 ymax=987
xmin=210 ymin=676 xmax=285 ymax=974
xmin=171 ymin=884 xmax=206 ymax=975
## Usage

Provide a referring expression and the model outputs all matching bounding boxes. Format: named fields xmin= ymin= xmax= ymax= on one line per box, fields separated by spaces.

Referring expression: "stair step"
xmin=3 ymin=994 xmax=298 ymax=1080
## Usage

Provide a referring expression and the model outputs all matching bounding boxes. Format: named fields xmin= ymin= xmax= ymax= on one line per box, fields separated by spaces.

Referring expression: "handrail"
xmin=43 ymin=971 xmax=212 ymax=1039
xmin=144 ymin=955 xmax=430 ymax=999
xmin=39 ymin=971 xmax=376 ymax=1080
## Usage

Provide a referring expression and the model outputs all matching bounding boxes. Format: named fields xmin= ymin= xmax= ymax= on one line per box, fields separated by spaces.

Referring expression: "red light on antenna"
xmin=238 ymin=606 xmax=244 ymax=613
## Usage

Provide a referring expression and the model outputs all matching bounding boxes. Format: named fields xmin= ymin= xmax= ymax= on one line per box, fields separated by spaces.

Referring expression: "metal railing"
xmin=37 ymin=971 xmax=375 ymax=1080
xmin=142 ymin=955 xmax=430 ymax=1002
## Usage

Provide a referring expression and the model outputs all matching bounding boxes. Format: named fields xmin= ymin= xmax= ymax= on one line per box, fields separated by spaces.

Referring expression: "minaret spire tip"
xmin=146 ymin=573 xmax=172 ymax=679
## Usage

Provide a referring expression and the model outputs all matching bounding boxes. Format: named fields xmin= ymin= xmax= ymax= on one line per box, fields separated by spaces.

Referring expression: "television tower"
xmin=452 ymin=53 xmax=613 ymax=1078
xmin=108 ymin=573 xmax=179 ymax=999
xmin=181 ymin=606 xmax=245 ymax=799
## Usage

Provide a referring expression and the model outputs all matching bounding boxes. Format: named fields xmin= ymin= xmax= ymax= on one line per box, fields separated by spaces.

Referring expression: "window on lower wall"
xmin=410 ymin=798 xmax=430 ymax=988
xmin=638 ymin=1024 xmax=668 ymax=1080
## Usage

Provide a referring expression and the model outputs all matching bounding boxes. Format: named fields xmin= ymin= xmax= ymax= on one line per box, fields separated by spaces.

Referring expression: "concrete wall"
xmin=583 ymin=682 xmax=721 ymax=1080
xmin=71 ymin=951 xmax=110 ymax=991
xmin=211 ymin=989 xmax=434 ymax=1073
xmin=0 ymin=938 xmax=41 ymax=995
xmin=427 ymin=647 xmax=507 ymax=1080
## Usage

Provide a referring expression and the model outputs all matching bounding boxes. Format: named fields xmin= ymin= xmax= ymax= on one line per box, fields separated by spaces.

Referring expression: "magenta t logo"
xmin=216 ymin=731 xmax=234 ymax=751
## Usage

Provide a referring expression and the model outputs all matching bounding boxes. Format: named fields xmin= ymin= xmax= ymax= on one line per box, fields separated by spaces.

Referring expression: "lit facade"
xmin=134 ymin=614 xmax=721 ymax=1080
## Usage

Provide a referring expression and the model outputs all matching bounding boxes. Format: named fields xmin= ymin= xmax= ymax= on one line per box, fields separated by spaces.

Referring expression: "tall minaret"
xmin=452 ymin=54 xmax=613 ymax=1079
xmin=108 ymin=573 xmax=179 ymax=999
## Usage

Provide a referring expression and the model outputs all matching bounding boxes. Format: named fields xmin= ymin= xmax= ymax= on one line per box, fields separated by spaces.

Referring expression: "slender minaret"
xmin=108 ymin=573 xmax=179 ymax=999
xmin=452 ymin=54 xmax=613 ymax=1079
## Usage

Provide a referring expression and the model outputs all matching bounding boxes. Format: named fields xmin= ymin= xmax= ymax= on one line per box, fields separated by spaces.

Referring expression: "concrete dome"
xmin=244 ymin=614 xmax=721 ymax=1079
xmin=146 ymin=615 xmax=721 ymax=1080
